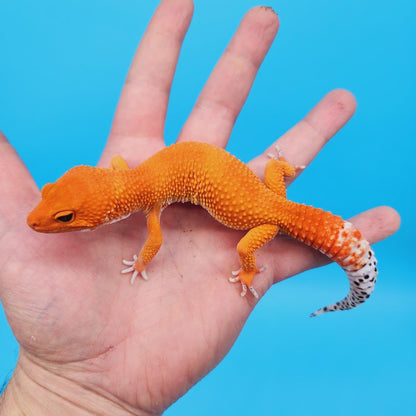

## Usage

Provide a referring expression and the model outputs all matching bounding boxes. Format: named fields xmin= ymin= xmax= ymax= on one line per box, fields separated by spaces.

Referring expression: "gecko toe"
xmin=121 ymin=265 xmax=135 ymax=274
xmin=130 ymin=270 xmax=139 ymax=284
xmin=140 ymin=270 xmax=149 ymax=281
xmin=267 ymin=144 xmax=283 ymax=160
xmin=249 ymin=286 xmax=259 ymax=298
xmin=123 ymin=254 xmax=137 ymax=265
xmin=240 ymin=284 xmax=248 ymax=297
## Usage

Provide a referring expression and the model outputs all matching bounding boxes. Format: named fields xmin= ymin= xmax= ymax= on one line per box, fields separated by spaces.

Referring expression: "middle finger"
xmin=177 ymin=7 xmax=279 ymax=147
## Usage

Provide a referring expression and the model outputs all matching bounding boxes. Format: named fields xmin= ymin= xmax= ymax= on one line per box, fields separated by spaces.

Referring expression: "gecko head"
xmin=27 ymin=165 xmax=122 ymax=233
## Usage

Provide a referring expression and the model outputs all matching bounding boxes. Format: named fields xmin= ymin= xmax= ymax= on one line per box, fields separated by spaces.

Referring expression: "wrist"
xmin=0 ymin=354 xmax=157 ymax=416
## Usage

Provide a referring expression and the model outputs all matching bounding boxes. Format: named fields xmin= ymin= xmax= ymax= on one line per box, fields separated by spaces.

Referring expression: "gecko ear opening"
xmin=54 ymin=211 xmax=75 ymax=223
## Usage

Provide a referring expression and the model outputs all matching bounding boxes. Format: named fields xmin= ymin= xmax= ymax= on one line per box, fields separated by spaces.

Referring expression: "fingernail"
xmin=260 ymin=6 xmax=278 ymax=16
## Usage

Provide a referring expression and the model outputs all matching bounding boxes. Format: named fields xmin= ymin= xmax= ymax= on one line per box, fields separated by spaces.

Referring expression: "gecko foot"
xmin=267 ymin=143 xmax=283 ymax=160
xmin=228 ymin=265 xmax=267 ymax=299
xmin=267 ymin=144 xmax=305 ymax=170
xmin=121 ymin=255 xmax=149 ymax=284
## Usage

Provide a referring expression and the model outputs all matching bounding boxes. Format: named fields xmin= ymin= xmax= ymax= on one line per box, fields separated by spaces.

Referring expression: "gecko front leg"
xmin=110 ymin=154 xmax=131 ymax=170
xmin=121 ymin=206 xmax=163 ymax=284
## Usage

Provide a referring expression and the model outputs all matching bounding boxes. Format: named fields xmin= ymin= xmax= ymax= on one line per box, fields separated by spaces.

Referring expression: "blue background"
xmin=0 ymin=0 xmax=414 ymax=414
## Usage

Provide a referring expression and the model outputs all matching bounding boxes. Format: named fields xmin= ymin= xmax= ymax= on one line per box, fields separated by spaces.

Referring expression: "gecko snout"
xmin=27 ymin=216 xmax=39 ymax=230
xmin=27 ymin=209 xmax=44 ymax=231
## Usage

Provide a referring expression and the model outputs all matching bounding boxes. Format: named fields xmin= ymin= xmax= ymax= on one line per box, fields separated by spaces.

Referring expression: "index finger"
xmin=101 ymin=0 xmax=194 ymax=165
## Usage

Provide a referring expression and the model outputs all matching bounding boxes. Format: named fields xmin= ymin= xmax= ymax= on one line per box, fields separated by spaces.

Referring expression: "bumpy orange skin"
xmin=27 ymin=141 xmax=377 ymax=314
xmin=126 ymin=142 xmax=283 ymax=228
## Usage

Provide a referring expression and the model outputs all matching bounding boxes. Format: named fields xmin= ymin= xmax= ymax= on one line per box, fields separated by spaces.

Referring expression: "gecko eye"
xmin=54 ymin=211 xmax=75 ymax=223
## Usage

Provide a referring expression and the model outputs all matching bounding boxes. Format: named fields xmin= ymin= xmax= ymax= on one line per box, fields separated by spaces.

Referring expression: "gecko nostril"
xmin=27 ymin=216 xmax=39 ymax=229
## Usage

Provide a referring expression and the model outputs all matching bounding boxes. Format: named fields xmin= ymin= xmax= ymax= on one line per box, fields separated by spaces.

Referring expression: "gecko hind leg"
xmin=230 ymin=224 xmax=278 ymax=299
xmin=267 ymin=144 xmax=306 ymax=170
xmin=264 ymin=144 xmax=305 ymax=197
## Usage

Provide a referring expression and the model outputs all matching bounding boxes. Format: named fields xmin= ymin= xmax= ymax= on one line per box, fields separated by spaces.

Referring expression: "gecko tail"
xmin=310 ymin=222 xmax=378 ymax=317
xmin=277 ymin=203 xmax=378 ymax=317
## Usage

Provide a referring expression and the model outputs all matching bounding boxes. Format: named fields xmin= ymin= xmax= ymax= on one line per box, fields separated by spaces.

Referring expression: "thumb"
xmin=0 ymin=131 xmax=39 ymax=230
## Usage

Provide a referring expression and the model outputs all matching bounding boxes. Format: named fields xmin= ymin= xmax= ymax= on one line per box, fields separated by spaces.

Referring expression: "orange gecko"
xmin=27 ymin=141 xmax=377 ymax=316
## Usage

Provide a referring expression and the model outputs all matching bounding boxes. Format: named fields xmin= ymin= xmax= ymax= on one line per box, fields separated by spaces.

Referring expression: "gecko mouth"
xmin=27 ymin=220 xmax=93 ymax=233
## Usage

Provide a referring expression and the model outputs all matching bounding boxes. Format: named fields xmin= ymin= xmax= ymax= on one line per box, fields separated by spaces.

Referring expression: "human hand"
xmin=0 ymin=0 xmax=400 ymax=415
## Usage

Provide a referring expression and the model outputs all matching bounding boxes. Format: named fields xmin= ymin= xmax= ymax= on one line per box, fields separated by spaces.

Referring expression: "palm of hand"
xmin=3 ymin=193 xmax=253 ymax=409
xmin=0 ymin=1 xmax=400 ymax=414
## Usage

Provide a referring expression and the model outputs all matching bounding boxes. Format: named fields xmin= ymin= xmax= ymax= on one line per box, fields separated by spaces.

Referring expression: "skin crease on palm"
xmin=0 ymin=0 xmax=400 ymax=415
